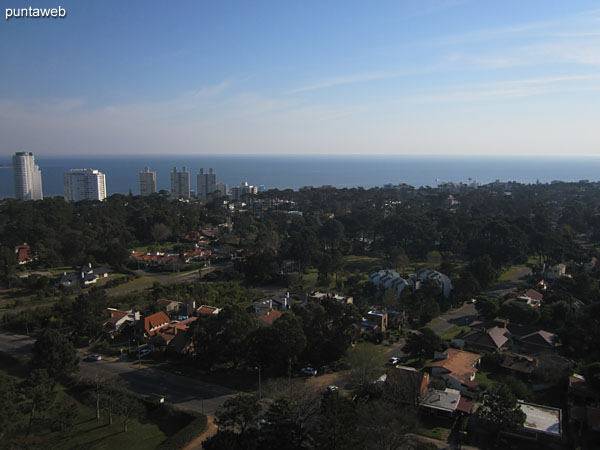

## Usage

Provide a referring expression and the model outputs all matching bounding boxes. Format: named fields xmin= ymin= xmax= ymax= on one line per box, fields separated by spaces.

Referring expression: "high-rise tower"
xmin=63 ymin=169 xmax=107 ymax=201
xmin=13 ymin=152 xmax=43 ymax=200
xmin=139 ymin=167 xmax=157 ymax=196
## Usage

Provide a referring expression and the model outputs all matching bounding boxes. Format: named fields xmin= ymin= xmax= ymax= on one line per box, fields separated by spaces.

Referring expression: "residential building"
xmin=103 ymin=308 xmax=140 ymax=333
xmin=427 ymin=348 xmax=481 ymax=391
xmin=502 ymin=401 xmax=563 ymax=442
xmin=63 ymin=168 xmax=107 ymax=201
xmin=13 ymin=152 xmax=43 ymax=200
xmin=419 ymin=388 xmax=461 ymax=418
xmin=361 ymin=308 xmax=388 ymax=332
xmin=58 ymin=263 xmax=111 ymax=287
xmin=139 ymin=167 xmax=156 ymax=195
xmin=386 ymin=366 xmax=430 ymax=406
xmin=14 ymin=243 xmax=36 ymax=265
xmin=197 ymin=168 xmax=217 ymax=200
xmin=170 ymin=167 xmax=190 ymax=199
xmin=143 ymin=311 xmax=171 ymax=337
xmin=215 ymin=181 xmax=228 ymax=197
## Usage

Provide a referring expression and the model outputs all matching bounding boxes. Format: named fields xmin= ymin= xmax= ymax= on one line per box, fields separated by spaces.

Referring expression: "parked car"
xmin=327 ymin=385 xmax=338 ymax=392
xmin=84 ymin=354 xmax=102 ymax=362
xmin=139 ymin=348 xmax=153 ymax=357
xmin=300 ymin=367 xmax=317 ymax=376
xmin=388 ymin=357 xmax=401 ymax=365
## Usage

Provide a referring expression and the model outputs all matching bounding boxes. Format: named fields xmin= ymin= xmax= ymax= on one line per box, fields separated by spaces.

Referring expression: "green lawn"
xmin=440 ymin=326 xmax=470 ymax=341
xmin=343 ymin=255 xmax=384 ymax=273
xmin=415 ymin=425 xmax=449 ymax=441
xmin=474 ymin=370 xmax=501 ymax=387
xmin=426 ymin=317 xmax=442 ymax=329
xmin=39 ymin=393 xmax=168 ymax=450
xmin=107 ymin=276 xmax=157 ymax=294
xmin=133 ymin=242 xmax=178 ymax=253
xmin=498 ymin=264 xmax=526 ymax=282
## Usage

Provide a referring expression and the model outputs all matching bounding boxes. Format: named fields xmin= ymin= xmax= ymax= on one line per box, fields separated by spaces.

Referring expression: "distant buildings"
xmin=216 ymin=181 xmax=228 ymax=197
xmin=170 ymin=167 xmax=190 ymax=199
xmin=63 ymin=168 xmax=107 ymax=201
xmin=197 ymin=168 xmax=216 ymax=200
xmin=13 ymin=152 xmax=43 ymax=200
xmin=231 ymin=181 xmax=258 ymax=201
xmin=139 ymin=167 xmax=157 ymax=195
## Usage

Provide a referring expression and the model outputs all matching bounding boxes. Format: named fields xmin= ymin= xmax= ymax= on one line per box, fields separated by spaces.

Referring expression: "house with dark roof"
xmin=426 ymin=349 xmax=481 ymax=392
xmin=500 ymin=353 xmax=537 ymax=376
xmin=58 ymin=263 xmax=112 ymax=287
xmin=459 ymin=321 xmax=511 ymax=351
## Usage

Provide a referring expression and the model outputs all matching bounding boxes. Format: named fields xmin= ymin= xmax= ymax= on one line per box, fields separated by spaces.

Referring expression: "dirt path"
xmin=182 ymin=416 xmax=218 ymax=450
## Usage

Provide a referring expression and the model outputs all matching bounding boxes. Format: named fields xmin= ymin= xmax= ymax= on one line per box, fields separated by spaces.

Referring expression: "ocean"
xmin=1 ymin=155 xmax=600 ymax=198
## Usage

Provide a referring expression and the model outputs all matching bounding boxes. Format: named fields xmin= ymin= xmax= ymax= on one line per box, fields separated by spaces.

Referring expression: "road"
xmin=0 ymin=331 xmax=35 ymax=357
xmin=0 ymin=332 xmax=235 ymax=415
xmin=78 ymin=356 xmax=236 ymax=415
xmin=429 ymin=302 xmax=478 ymax=336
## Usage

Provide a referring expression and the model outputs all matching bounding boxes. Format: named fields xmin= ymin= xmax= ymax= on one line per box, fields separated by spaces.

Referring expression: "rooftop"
xmin=518 ymin=401 xmax=562 ymax=437
xmin=420 ymin=388 xmax=461 ymax=413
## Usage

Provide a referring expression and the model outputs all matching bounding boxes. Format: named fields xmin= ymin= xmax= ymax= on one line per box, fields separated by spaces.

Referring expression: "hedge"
xmin=156 ymin=411 xmax=208 ymax=450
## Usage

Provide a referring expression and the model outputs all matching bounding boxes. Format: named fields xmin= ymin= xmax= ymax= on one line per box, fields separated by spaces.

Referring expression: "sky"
xmin=2 ymin=0 xmax=600 ymax=156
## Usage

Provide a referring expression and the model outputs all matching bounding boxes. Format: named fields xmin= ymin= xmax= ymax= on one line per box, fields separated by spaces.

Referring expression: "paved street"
xmin=0 ymin=331 xmax=35 ymax=357
xmin=0 ymin=332 xmax=235 ymax=415
xmin=429 ymin=302 xmax=478 ymax=336
xmin=78 ymin=356 xmax=236 ymax=415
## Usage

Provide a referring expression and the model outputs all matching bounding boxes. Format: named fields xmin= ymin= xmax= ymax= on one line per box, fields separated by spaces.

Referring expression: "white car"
xmin=300 ymin=367 xmax=317 ymax=376
xmin=388 ymin=357 xmax=401 ymax=365
xmin=327 ymin=385 xmax=338 ymax=392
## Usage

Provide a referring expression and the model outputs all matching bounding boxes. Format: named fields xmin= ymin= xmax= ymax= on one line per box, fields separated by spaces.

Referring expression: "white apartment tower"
xmin=197 ymin=168 xmax=217 ymax=200
xmin=170 ymin=167 xmax=190 ymax=199
xmin=63 ymin=169 xmax=107 ymax=201
xmin=139 ymin=167 xmax=157 ymax=196
xmin=13 ymin=152 xmax=43 ymax=200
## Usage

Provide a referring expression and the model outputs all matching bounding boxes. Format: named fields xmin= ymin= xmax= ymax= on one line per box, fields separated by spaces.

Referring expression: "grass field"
xmin=39 ymin=393 xmax=168 ymax=450
xmin=498 ymin=264 xmax=527 ymax=282
xmin=106 ymin=276 xmax=157 ymax=294
xmin=440 ymin=326 xmax=470 ymax=341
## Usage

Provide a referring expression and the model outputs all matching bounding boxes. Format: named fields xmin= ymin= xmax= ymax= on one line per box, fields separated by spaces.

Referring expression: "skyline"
xmin=2 ymin=1 xmax=600 ymax=156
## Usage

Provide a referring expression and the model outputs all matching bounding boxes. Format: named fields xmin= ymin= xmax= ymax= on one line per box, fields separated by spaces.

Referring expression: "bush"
xmin=156 ymin=412 xmax=208 ymax=450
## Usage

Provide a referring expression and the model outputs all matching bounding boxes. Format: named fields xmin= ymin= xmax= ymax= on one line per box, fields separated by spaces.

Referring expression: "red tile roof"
xmin=427 ymin=349 xmax=481 ymax=385
xmin=144 ymin=312 xmax=170 ymax=336
xmin=457 ymin=397 xmax=474 ymax=414
xmin=257 ymin=310 xmax=283 ymax=326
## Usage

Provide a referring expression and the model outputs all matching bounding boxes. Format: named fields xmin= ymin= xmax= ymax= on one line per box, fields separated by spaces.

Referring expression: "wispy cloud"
xmin=289 ymin=72 xmax=401 ymax=93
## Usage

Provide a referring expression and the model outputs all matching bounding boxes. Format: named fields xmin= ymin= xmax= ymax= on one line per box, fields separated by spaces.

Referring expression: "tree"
xmin=0 ymin=374 xmax=19 ymax=440
xmin=50 ymin=398 xmax=78 ymax=432
xmin=498 ymin=301 xmax=540 ymax=325
xmin=469 ymin=255 xmax=497 ymax=290
xmin=32 ymin=328 xmax=78 ymax=380
xmin=475 ymin=297 xmax=499 ymax=320
xmin=453 ymin=271 xmax=480 ymax=303
xmin=389 ymin=247 xmax=409 ymax=275
xmin=403 ymin=328 xmax=442 ymax=362
xmin=115 ymin=390 xmax=144 ymax=432
xmin=478 ymin=384 xmax=526 ymax=433
xmin=24 ymin=369 xmax=56 ymax=434
xmin=215 ymin=394 xmax=261 ymax=433
xmin=343 ymin=343 xmax=385 ymax=390
xmin=314 ymin=392 xmax=360 ymax=450
xmin=426 ymin=251 xmax=442 ymax=268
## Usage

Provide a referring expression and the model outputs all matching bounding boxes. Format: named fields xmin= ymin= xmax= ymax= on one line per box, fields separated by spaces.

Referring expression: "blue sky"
xmin=2 ymin=0 xmax=600 ymax=156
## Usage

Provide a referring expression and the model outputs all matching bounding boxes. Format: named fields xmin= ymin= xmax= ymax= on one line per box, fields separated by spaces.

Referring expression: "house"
xmin=569 ymin=374 xmax=599 ymax=404
xmin=416 ymin=268 xmax=454 ymax=299
xmin=514 ymin=296 xmax=541 ymax=308
xmin=58 ymin=263 xmax=112 ymax=287
xmin=154 ymin=317 xmax=197 ymax=348
xmin=306 ymin=291 xmax=354 ymax=305
xmin=361 ymin=308 xmax=388 ymax=332
xmin=500 ymin=353 xmax=537 ymax=376
xmin=513 ymin=401 xmax=562 ymax=441
xmin=183 ymin=248 xmax=212 ymax=263
xmin=253 ymin=293 xmax=290 ymax=315
xmin=257 ymin=309 xmax=283 ymax=326
xmin=130 ymin=251 xmax=179 ymax=267
xmin=196 ymin=305 xmax=221 ymax=315
xmin=103 ymin=308 xmax=140 ymax=333
xmin=157 ymin=298 xmax=184 ymax=313
xmin=524 ymin=289 xmax=544 ymax=302
xmin=459 ymin=321 xmax=511 ymax=351
xmin=546 ymin=263 xmax=567 ymax=280
xmin=516 ymin=329 xmax=560 ymax=353
xmin=419 ymin=388 xmax=461 ymax=418
xmin=143 ymin=311 xmax=171 ymax=337
xmin=369 ymin=269 xmax=415 ymax=296
xmin=14 ymin=243 xmax=36 ymax=265
xmin=426 ymin=349 xmax=481 ymax=391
